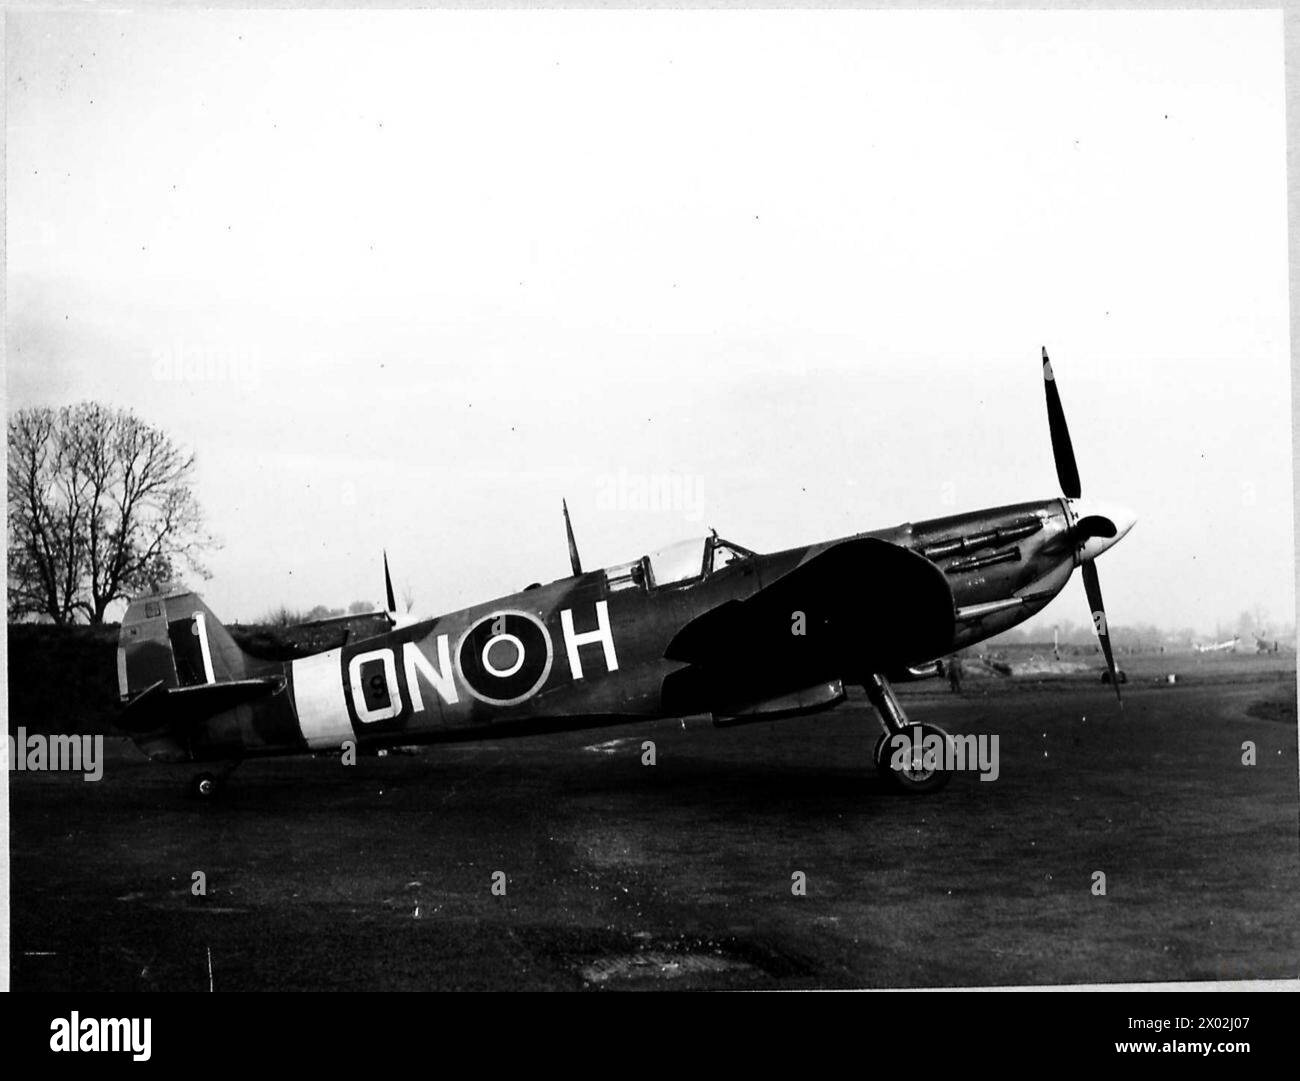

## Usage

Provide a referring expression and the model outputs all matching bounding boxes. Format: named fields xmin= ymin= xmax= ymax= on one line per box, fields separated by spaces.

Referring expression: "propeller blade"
xmin=1042 ymin=347 xmax=1082 ymax=499
xmin=383 ymin=550 xmax=397 ymax=615
xmin=562 ymin=498 xmax=583 ymax=576
xmin=1081 ymin=560 xmax=1122 ymax=706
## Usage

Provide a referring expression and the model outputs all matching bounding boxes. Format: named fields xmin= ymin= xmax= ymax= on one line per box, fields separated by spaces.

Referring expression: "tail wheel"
xmin=188 ymin=772 xmax=221 ymax=800
xmin=873 ymin=724 xmax=953 ymax=795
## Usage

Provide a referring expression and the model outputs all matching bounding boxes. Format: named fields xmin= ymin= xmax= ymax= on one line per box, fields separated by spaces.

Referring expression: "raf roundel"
xmin=455 ymin=610 xmax=553 ymax=706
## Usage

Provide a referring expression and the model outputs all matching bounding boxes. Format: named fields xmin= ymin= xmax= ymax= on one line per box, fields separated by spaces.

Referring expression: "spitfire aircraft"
xmin=116 ymin=350 xmax=1136 ymax=797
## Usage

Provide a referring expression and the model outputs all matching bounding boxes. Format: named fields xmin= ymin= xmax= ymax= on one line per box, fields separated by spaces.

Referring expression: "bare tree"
xmin=7 ymin=403 xmax=215 ymax=624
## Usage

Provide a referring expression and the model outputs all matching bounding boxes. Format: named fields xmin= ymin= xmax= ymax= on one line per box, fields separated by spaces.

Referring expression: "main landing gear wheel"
xmin=873 ymin=724 xmax=953 ymax=795
xmin=861 ymin=672 xmax=951 ymax=795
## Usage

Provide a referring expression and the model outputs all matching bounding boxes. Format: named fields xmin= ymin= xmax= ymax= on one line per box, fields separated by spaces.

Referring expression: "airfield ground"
xmin=10 ymin=652 xmax=1298 ymax=990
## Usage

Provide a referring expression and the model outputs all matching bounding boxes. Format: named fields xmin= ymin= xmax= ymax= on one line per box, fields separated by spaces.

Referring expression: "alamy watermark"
xmin=594 ymin=469 xmax=706 ymax=522
xmin=887 ymin=725 xmax=1000 ymax=782
xmin=7 ymin=728 xmax=103 ymax=781
xmin=50 ymin=1013 xmax=151 ymax=1061
xmin=150 ymin=340 xmax=262 ymax=390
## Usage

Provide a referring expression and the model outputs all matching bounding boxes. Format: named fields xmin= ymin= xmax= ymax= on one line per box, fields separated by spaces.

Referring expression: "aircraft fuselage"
xmin=133 ymin=495 xmax=1123 ymax=764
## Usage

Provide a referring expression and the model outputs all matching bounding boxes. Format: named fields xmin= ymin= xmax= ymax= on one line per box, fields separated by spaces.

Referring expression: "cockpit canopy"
xmin=605 ymin=535 xmax=754 ymax=592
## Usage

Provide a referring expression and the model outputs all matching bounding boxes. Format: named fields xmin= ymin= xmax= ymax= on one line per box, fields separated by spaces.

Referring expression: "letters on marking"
xmin=342 ymin=602 xmax=616 ymax=723
xmin=403 ymin=636 xmax=459 ymax=711
xmin=560 ymin=600 xmax=620 ymax=681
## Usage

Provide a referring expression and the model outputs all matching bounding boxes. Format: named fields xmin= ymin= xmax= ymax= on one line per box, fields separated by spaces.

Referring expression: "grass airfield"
xmin=10 ymin=651 xmax=1297 ymax=990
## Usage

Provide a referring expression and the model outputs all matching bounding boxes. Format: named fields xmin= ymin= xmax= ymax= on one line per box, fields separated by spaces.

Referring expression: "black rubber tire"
xmin=189 ymin=772 xmax=220 ymax=800
xmin=873 ymin=724 xmax=953 ymax=795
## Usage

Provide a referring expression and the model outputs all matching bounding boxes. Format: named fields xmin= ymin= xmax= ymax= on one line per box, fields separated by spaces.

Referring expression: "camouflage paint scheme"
xmin=116 ymin=494 xmax=1131 ymax=766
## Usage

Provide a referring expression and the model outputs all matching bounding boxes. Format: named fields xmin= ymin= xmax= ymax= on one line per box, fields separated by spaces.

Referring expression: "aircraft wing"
xmin=663 ymin=538 xmax=953 ymax=709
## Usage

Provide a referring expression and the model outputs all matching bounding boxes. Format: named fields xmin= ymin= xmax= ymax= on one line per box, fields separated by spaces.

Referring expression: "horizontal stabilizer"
xmin=117 ymin=676 xmax=287 ymax=734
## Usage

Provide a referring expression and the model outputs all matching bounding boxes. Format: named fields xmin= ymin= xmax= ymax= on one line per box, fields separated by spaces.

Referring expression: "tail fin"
xmin=118 ymin=587 xmax=250 ymax=703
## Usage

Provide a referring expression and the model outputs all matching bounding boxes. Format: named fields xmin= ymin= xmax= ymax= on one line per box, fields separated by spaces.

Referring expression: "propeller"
xmin=1081 ymin=561 xmax=1120 ymax=699
xmin=1042 ymin=513 xmax=1117 ymax=557
xmin=562 ymin=498 xmax=583 ymax=577
xmin=1042 ymin=347 xmax=1123 ymax=705
xmin=1042 ymin=346 xmax=1081 ymax=499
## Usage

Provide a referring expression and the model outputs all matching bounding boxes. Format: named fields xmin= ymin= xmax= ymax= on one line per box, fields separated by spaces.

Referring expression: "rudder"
xmin=118 ymin=588 xmax=250 ymax=702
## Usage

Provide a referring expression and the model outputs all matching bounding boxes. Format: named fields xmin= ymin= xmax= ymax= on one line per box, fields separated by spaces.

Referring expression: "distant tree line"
xmin=989 ymin=615 xmax=1295 ymax=652
xmin=259 ymin=600 xmax=379 ymax=627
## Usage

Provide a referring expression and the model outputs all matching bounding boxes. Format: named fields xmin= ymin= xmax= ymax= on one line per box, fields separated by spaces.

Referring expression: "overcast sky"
xmin=6 ymin=10 xmax=1292 ymax=635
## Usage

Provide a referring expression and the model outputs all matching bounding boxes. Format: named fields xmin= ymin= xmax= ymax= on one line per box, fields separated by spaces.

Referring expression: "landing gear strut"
xmin=862 ymin=673 xmax=952 ymax=795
